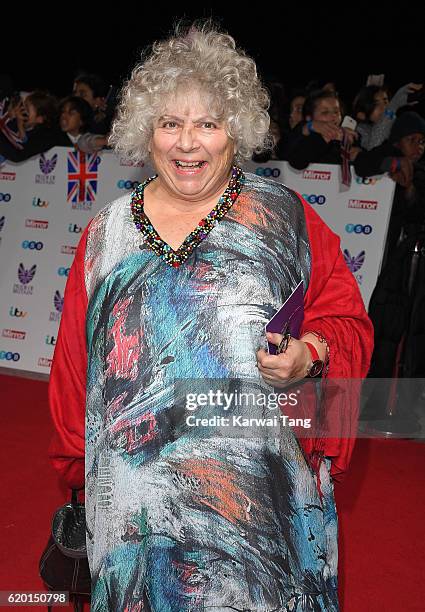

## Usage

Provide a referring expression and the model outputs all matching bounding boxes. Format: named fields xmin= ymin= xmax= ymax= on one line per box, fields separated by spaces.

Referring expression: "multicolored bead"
xmin=130 ymin=166 xmax=244 ymax=268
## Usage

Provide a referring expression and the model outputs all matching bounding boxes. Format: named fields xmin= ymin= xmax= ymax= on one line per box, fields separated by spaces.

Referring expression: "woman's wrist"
xmin=300 ymin=332 xmax=328 ymax=362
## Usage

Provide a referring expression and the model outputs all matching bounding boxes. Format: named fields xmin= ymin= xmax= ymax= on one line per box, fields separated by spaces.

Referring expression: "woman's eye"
xmin=202 ymin=122 xmax=216 ymax=129
xmin=163 ymin=121 xmax=177 ymax=128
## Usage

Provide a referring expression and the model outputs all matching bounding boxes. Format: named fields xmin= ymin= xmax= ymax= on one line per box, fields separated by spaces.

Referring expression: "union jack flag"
xmin=67 ymin=150 xmax=99 ymax=203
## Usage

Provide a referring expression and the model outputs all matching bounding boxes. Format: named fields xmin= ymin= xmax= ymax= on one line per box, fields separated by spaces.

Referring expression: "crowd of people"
xmin=1 ymin=69 xmax=425 ymax=387
xmin=0 ymin=73 xmax=115 ymax=162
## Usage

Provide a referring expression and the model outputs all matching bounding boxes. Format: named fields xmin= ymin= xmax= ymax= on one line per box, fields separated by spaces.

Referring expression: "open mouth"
xmin=173 ymin=160 xmax=207 ymax=169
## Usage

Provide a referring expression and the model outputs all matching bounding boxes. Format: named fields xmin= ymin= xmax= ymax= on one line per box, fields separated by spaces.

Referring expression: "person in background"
xmin=0 ymin=90 xmax=71 ymax=162
xmin=73 ymin=72 xmax=115 ymax=134
xmin=354 ymin=110 xmax=425 ymax=259
xmin=286 ymin=89 xmax=361 ymax=170
xmin=353 ymin=82 xmax=423 ymax=150
xmin=288 ymin=91 xmax=306 ymax=130
xmin=58 ymin=95 xmax=93 ymax=145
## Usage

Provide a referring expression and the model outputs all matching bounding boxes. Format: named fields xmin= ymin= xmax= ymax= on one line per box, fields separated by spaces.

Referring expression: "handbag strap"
xmin=71 ymin=489 xmax=80 ymax=506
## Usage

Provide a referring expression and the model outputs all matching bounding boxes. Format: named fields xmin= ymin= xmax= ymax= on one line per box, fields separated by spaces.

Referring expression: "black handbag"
xmin=39 ymin=489 xmax=91 ymax=611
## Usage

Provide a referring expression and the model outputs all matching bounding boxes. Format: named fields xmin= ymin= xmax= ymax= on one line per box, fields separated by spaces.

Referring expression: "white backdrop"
xmin=0 ymin=149 xmax=394 ymax=375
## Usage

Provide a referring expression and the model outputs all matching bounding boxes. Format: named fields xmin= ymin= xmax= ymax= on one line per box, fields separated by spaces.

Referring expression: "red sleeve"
xmin=48 ymin=225 xmax=90 ymax=490
xmin=298 ymin=195 xmax=374 ymax=480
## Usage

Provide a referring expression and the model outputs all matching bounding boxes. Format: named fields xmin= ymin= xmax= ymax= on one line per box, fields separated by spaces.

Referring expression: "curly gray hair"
xmin=109 ymin=22 xmax=272 ymax=163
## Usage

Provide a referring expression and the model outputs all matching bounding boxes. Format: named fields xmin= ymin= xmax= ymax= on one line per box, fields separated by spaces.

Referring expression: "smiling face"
xmin=149 ymin=88 xmax=236 ymax=204
xmin=396 ymin=132 xmax=425 ymax=162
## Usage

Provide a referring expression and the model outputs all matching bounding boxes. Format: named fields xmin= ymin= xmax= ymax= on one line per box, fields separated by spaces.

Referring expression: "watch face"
xmin=308 ymin=360 xmax=324 ymax=377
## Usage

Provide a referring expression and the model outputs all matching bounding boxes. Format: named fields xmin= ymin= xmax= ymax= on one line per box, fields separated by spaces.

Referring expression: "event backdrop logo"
xmin=25 ymin=219 xmax=49 ymax=229
xmin=67 ymin=151 xmax=100 ymax=211
xmin=0 ymin=172 xmax=16 ymax=181
xmin=38 ymin=357 xmax=52 ymax=368
xmin=49 ymin=290 xmax=64 ymax=322
xmin=345 ymin=224 xmax=373 ymax=235
xmin=355 ymin=176 xmax=379 ymax=186
xmin=32 ymin=197 xmax=49 ymax=208
xmin=303 ymin=170 xmax=331 ymax=181
xmin=255 ymin=167 xmax=281 ymax=178
xmin=302 ymin=194 xmax=327 ymax=205
xmin=0 ymin=215 xmax=4 ymax=245
xmin=22 ymin=240 xmax=44 ymax=251
xmin=0 ymin=351 xmax=20 ymax=361
xmin=35 ymin=153 xmax=57 ymax=184
xmin=13 ymin=263 xmax=37 ymax=295
xmin=348 ymin=199 xmax=378 ymax=211
xmin=0 ymin=192 xmax=11 ymax=203
xmin=343 ymin=249 xmax=365 ymax=273
xmin=344 ymin=249 xmax=365 ymax=286
xmin=68 ymin=223 xmax=83 ymax=234
xmin=117 ymin=179 xmax=140 ymax=190
xmin=9 ymin=307 xmax=27 ymax=318
xmin=2 ymin=329 xmax=26 ymax=340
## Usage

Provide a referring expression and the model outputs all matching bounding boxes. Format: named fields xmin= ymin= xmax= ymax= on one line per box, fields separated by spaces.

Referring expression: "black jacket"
xmin=285 ymin=123 xmax=344 ymax=169
xmin=354 ymin=142 xmax=425 ymax=259
xmin=0 ymin=125 xmax=73 ymax=162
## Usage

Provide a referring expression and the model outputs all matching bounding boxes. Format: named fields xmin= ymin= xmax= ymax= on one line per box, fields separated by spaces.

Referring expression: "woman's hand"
xmin=341 ymin=127 xmax=359 ymax=147
xmin=311 ymin=120 xmax=343 ymax=143
xmin=256 ymin=333 xmax=312 ymax=388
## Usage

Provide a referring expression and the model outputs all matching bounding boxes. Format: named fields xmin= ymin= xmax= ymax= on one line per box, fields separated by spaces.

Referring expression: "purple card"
xmin=265 ymin=281 xmax=304 ymax=354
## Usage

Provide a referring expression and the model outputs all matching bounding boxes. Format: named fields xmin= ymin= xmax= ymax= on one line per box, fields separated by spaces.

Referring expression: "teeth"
xmin=175 ymin=161 xmax=204 ymax=167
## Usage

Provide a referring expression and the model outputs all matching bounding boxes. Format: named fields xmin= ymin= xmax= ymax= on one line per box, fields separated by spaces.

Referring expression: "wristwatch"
xmin=304 ymin=341 xmax=325 ymax=378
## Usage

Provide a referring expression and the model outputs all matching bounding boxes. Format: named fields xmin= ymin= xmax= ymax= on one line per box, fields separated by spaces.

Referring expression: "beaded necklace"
xmin=130 ymin=165 xmax=244 ymax=268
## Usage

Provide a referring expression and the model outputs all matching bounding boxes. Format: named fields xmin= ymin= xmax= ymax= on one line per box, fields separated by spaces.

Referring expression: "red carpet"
xmin=0 ymin=372 xmax=424 ymax=611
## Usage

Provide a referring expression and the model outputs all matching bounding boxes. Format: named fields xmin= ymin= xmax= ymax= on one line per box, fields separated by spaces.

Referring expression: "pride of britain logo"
xmin=35 ymin=153 xmax=57 ymax=184
xmin=344 ymin=249 xmax=365 ymax=285
xmin=13 ymin=263 xmax=37 ymax=295
xmin=49 ymin=290 xmax=64 ymax=322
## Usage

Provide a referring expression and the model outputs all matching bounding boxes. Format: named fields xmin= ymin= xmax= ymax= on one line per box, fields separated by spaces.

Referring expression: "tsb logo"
xmin=117 ymin=179 xmax=140 ymax=190
xmin=302 ymin=194 xmax=327 ymax=205
xmin=345 ymin=224 xmax=373 ymax=235
xmin=58 ymin=267 xmax=70 ymax=277
xmin=255 ymin=167 xmax=281 ymax=178
xmin=0 ymin=193 xmax=11 ymax=202
xmin=0 ymin=351 xmax=20 ymax=361
xmin=22 ymin=240 xmax=44 ymax=250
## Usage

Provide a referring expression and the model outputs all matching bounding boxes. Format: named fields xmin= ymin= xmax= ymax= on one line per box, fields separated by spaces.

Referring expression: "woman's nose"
xmin=177 ymin=127 xmax=198 ymax=151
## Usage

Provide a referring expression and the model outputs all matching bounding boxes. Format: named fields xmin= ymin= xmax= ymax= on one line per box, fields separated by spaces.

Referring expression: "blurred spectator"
xmin=354 ymin=111 xmax=425 ymax=259
xmin=285 ymin=89 xmax=361 ymax=170
xmin=353 ymin=82 xmax=423 ymax=150
xmin=73 ymin=73 xmax=115 ymax=134
xmin=288 ymin=91 xmax=306 ymax=130
xmin=58 ymin=95 xmax=93 ymax=144
xmin=252 ymin=79 xmax=287 ymax=162
xmin=0 ymin=91 xmax=71 ymax=162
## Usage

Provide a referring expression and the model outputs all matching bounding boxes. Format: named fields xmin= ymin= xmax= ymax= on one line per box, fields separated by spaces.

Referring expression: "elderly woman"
xmin=49 ymin=24 xmax=373 ymax=611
